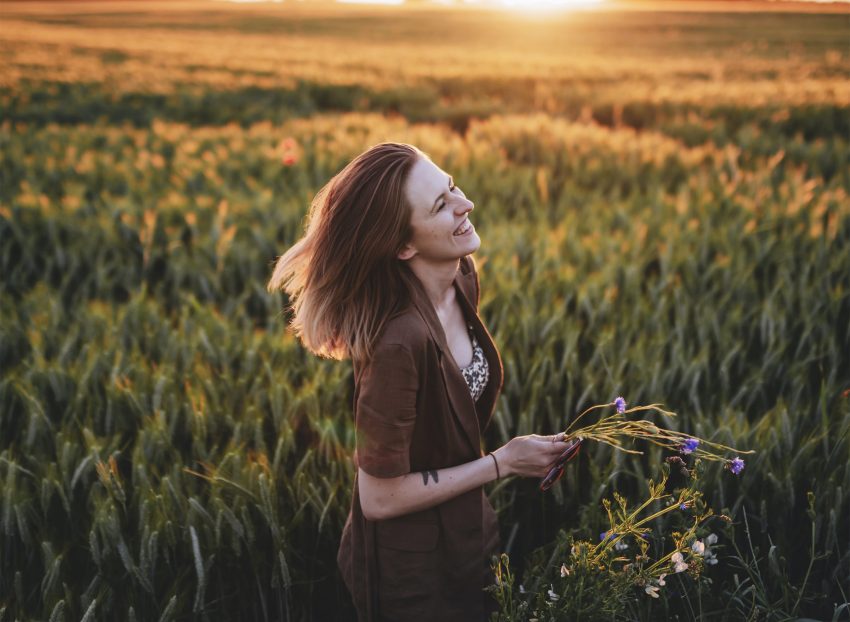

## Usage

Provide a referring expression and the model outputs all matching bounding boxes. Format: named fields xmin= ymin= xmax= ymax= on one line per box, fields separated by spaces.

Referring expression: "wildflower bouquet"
xmin=489 ymin=463 xmax=729 ymax=621
xmin=541 ymin=397 xmax=753 ymax=491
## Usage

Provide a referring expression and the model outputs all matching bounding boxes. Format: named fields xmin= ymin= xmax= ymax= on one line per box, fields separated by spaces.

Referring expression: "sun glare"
xmin=329 ymin=0 xmax=606 ymax=8
xmin=498 ymin=0 xmax=604 ymax=11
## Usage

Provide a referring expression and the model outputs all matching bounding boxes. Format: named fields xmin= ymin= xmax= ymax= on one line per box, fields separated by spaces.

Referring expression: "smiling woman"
xmin=266 ymin=142 xmax=576 ymax=621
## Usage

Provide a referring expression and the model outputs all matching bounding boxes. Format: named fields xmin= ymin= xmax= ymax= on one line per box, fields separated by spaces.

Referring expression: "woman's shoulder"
xmin=375 ymin=305 xmax=430 ymax=354
xmin=353 ymin=310 xmax=429 ymax=375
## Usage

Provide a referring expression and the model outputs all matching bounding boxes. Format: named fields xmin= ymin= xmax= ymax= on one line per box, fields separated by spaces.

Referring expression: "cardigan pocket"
xmin=376 ymin=518 xmax=443 ymax=617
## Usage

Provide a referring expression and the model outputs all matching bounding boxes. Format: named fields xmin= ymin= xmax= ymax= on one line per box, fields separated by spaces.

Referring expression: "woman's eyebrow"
xmin=431 ymin=176 xmax=454 ymax=213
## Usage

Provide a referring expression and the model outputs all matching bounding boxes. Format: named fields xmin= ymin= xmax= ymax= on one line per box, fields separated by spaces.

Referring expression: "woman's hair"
xmin=267 ymin=141 xmax=424 ymax=363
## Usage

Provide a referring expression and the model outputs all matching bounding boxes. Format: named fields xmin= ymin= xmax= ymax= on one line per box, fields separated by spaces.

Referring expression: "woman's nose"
xmin=456 ymin=198 xmax=474 ymax=214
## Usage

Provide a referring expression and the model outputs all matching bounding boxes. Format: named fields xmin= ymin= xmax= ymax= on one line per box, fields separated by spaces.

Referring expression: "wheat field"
xmin=1 ymin=2 xmax=848 ymax=620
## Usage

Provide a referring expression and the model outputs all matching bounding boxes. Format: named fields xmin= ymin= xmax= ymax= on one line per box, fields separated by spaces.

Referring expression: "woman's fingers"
xmin=518 ymin=434 xmax=575 ymax=475
xmin=550 ymin=436 xmax=571 ymax=450
xmin=549 ymin=438 xmax=581 ymax=467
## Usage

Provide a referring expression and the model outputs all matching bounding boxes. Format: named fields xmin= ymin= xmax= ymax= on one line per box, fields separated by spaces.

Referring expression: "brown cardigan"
xmin=337 ymin=254 xmax=505 ymax=622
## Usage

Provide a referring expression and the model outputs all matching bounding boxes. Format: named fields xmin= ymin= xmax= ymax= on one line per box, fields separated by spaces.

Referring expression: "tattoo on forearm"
xmin=421 ymin=470 xmax=439 ymax=485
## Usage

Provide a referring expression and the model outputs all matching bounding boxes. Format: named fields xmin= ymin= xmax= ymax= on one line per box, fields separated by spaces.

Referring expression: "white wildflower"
xmin=671 ymin=551 xmax=688 ymax=573
xmin=657 ymin=573 xmax=667 ymax=586
xmin=519 ymin=584 xmax=526 ymax=594
xmin=704 ymin=533 xmax=719 ymax=565
xmin=547 ymin=584 xmax=560 ymax=601
xmin=560 ymin=563 xmax=570 ymax=578
xmin=614 ymin=540 xmax=629 ymax=551
xmin=645 ymin=585 xmax=660 ymax=598
xmin=691 ymin=540 xmax=705 ymax=555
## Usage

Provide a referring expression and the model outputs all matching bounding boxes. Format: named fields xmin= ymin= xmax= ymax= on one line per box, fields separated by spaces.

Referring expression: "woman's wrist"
xmin=490 ymin=447 xmax=511 ymax=479
xmin=487 ymin=452 xmax=501 ymax=480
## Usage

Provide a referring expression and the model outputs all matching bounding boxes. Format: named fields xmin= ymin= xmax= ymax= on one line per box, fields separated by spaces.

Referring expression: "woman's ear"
xmin=397 ymin=244 xmax=417 ymax=261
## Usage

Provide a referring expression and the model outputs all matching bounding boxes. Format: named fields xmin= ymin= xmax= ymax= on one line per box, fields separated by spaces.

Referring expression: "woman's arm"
xmin=358 ymin=434 xmax=573 ymax=521
xmin=358 ymin=448 xmax=509 ymax=521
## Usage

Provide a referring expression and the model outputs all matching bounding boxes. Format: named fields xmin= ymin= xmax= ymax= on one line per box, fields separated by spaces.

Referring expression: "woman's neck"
xmin=407 ymin=257 xmax=460 ymax=313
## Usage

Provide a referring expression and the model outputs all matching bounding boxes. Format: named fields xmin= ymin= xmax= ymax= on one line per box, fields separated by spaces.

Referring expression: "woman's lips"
xmin=453 ymin=219 xmax=473 ymax=236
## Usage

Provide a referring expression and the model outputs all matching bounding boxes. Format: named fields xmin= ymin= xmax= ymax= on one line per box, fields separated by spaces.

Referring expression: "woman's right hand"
xmin=493 ymin=432 xmax=577 ymax=478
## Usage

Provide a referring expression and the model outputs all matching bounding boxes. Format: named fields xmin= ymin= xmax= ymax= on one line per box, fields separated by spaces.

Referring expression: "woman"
xmin=267 ymin=142 xmax=575 ymax=621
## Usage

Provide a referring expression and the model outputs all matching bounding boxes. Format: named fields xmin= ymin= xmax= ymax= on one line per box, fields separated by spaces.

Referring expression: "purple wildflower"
xmin=679 ymin=503 xmax=688 ymax=511
xmin=614 ymin=397 xmax=626 ymax=414
xmin=600 ymin=531 xmax=615 ymax=541
xmin=728 ymin=457 xmax=745 ymax=475
xmin=680 ymin=438 xmax=699 ymax=455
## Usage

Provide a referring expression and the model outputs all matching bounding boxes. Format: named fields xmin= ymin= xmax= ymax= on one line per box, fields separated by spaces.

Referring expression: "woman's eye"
xmin=437 ymin=184 xmax=459 ymax=210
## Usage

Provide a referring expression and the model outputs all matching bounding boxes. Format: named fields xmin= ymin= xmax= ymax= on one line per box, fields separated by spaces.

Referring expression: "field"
xmin=1 ymin=1 xmax=849 ymax=620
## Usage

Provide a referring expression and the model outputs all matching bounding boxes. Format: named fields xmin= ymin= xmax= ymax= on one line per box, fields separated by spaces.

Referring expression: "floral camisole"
xmin=459 ymin=323 xmax=489 ymax=402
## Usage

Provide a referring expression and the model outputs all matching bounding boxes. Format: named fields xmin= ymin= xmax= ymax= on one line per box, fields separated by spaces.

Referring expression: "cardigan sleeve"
xmin=354 ymin=340 xmax=419 ymax=479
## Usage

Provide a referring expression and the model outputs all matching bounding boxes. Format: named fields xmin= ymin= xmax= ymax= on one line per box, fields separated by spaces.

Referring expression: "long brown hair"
xmin=267 ymin=142 xmax=423 ymax=363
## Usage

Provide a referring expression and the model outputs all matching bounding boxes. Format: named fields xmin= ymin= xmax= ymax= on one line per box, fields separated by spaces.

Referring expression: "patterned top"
xmin=459 ymin=323 xmax=489 ymax=402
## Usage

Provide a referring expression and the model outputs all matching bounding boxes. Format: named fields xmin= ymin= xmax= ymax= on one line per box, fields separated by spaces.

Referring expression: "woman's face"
xmin=399 ymin=156 xmax=479 ymax=264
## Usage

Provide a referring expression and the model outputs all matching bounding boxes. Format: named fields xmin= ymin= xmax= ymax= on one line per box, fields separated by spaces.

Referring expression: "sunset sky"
xmin=225 ymin=0 xmax=850 ymax=3
xmin=223 ymin=0 xmax=850 ymax=8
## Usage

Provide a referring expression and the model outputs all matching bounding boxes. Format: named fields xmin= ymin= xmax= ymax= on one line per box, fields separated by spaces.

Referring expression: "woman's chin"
xmin=455 ymin=229 xmax=480 ymax=251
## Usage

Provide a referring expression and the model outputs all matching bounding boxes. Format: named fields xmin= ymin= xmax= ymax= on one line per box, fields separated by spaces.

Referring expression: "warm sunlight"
xmin=498 ymin=0 xmax=605 ymax=11
xmin=331 ymin=0 xmax=607 ymax=8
